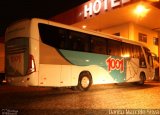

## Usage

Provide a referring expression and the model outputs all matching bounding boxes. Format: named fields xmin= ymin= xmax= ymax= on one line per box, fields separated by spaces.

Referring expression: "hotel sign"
xmin=84 ymin=0 xmax=131 ymax=18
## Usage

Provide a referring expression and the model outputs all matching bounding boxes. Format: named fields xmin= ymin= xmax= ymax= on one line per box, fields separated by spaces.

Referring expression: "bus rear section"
xmin=5 ymin=19 xmax=38 ymax=86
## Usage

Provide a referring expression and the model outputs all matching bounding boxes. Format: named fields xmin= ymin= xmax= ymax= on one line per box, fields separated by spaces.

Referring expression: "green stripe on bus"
xmin=59 ymin=49 xmax=107 ymax=66
xmin=59 ymin=49 xmax=127 ymax=83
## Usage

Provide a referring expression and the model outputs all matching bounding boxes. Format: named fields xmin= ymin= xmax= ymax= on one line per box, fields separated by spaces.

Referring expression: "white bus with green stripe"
xmin=5 ymin=18 xmax=154 ymax=91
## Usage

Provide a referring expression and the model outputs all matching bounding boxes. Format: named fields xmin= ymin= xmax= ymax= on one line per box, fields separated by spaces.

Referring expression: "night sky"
xmin=0 ymin=0 xmax=87 ymax=36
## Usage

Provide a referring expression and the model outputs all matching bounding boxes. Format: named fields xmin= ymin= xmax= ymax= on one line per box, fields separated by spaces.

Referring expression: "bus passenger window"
xmin=66 ymin=31 xmax=90 ymax=52
xmin=91 ymin=36 xmax=107 ymax=54
xmin=139 ymin=56 xmax=147 ymax=68
xmin=58 ymin=29 xmax=67 ymax=49
xmin=107 ymin=39 xmax=121 ymax=56
xmin=107 ymin=49 xmax=111 ymax=55
xmin=139 ymin=49 xmax=146 ymax=68
xmin=144 ymin=47 xmax=153 ymax=67
xmin=39 ymin=24 xmax=66 ymax=49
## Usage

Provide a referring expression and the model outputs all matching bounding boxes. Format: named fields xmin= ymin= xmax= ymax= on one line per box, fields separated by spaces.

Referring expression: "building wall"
xmin=101 ymin=23 xmax=158 ymax=55
xmin=101 ymin=23 xmax=130 ymax=39
xmin=134 ymin=24 xmax=158 ymax=55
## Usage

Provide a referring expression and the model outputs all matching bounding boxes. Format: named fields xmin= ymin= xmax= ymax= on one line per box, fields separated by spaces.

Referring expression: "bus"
xmin=5 ymin=18 xmax=155 ymax=91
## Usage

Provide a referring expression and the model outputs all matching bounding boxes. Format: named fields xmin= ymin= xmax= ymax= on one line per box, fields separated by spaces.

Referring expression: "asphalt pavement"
xmin=0 ymin=81 xmax=160 ymax=115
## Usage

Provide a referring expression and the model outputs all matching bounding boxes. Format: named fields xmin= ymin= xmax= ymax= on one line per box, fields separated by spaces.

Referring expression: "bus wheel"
xmin=77 ymin=72 xmax=92 ymax=91
xmin=138 ymin=73 xmax=146 ymax=85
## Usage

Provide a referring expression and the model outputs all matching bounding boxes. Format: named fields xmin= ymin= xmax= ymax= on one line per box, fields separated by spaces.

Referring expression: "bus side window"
xmin=121 ymin=42 xmax=133 ymax=58
xmin=58 ymin=28 xmax=67 ymax=49
xmin=139 ymin=55 xmax=146 ymax=68
xmin=66 ymin=31 xmax=90 ymax=52
xmin=39 ymin=24 xmax=69 ymax=49
xmin=144 ymin=47 xmax=153 ymax=67
xmin=65 ymin=34 xmax=73 ymax=50
xmin=107 ymin=49 xmax=111 ymax=55
xmin=39 ymin=24 xmax=59 ymax=48
xmin=91 ymin=36 xmax=107 ymax=54
xmin=107 ymin=39 xmax=121 ymax=56
xmin=139 ymin=48 xmax=146 ymax=68
xmin=132 ymin=45 xmax=141 ymax=58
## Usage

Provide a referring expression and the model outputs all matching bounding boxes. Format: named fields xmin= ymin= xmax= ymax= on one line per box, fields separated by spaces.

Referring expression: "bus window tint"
xmin=39 ymin=24 xmax=63 ymax=48
xmin=39 ymin=23 xmax=90 ymax=52
xmin=121 ymin=42 xmax=141 ymax=58
xmin=91 ymin=36 xmax=107 ymax=54
xmin=107 ymin=39 xmax=121 ymax=56
xmin=58 ymin=28 xmax=67 ymax=49
xmin=133 ymin=45 xmax=141 ymax=58
xmin=38 ymin=23 xmax=144 ymax=59
xmin=66 ymin=31 xmax=90 ymax=52
xmin=121 ymin=43 xmax=132 ymax=57
xmin=144 ymin=47 xmax=153 ymax=67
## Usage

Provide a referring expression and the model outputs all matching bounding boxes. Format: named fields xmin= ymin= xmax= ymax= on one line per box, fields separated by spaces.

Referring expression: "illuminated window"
xmin=153 ymin=37 xmax=159 ymax=46
xmin=138 ymin=33 xmax=147 ymax=43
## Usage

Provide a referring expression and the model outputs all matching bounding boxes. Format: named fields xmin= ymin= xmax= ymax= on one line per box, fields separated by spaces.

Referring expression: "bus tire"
xmin=138 ymin=72 xmax=146 ymax=85
xmin=77 ymin=71 xmax=92 ymax=91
